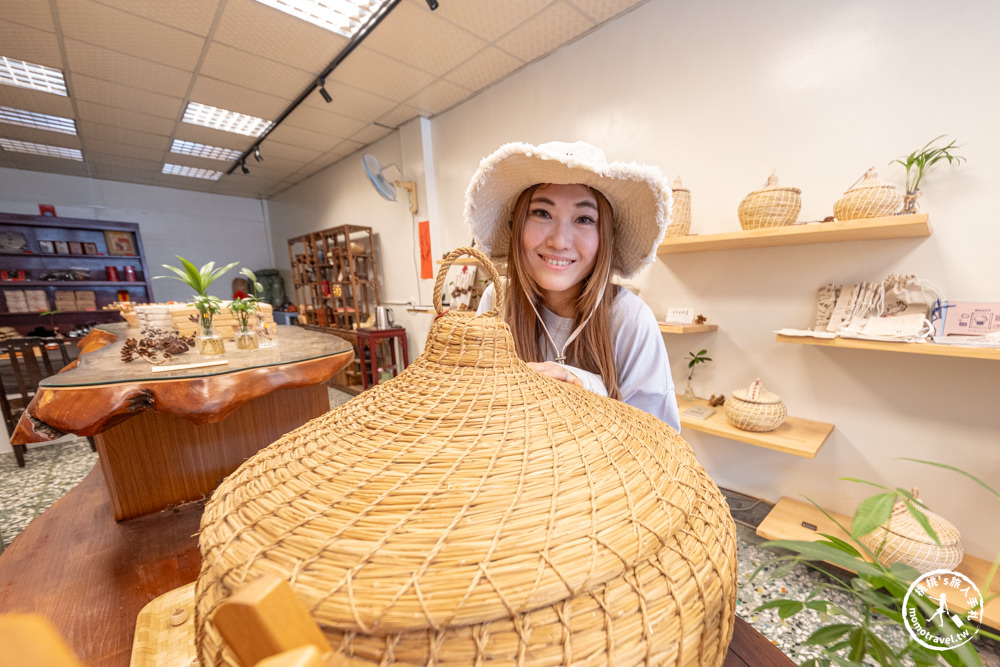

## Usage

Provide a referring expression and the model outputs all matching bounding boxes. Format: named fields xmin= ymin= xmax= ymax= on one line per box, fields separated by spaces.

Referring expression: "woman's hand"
xmin=527 ymin=361 xmax=583 ymax=387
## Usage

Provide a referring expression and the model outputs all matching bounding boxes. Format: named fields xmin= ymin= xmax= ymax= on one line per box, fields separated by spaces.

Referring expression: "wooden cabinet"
xmin=0 ymin=213 xmax=151 ymax=335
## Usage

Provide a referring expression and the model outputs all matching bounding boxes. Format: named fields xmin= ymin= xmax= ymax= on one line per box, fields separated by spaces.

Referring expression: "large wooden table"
xmin=11 ymin=323 xmax=354 ymax=520
xmin=0 ymin=464 xmax=794 ymax=666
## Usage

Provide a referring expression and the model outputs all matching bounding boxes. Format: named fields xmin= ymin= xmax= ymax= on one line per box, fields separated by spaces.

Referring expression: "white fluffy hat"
xmin=464 ymin=140 xmax=671 ymax=279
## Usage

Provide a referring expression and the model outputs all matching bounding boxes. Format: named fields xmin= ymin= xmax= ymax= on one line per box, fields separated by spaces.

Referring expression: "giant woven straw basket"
xmin=195 ymin=247 xmax=737 ymax=666
xmin=724 ymin=380 xmax=787 ymax=432
xmin=833 ymin=167 xmax=903 ymax=221
xmin=859 ymin=490 xmax=963 ymax=574
xmin=737 ymin=171 xmax=801 ymax=230
xmin=666 ymin=176 xmax=691 ymax=237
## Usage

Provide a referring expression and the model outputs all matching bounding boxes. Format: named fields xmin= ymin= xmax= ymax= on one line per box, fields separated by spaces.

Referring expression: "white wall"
xmin=268 ymin=0 xmax=1000 ymax=557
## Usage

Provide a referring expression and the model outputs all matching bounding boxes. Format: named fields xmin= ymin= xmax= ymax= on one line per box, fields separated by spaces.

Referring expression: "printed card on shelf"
xmin=682 ymin=406 xmax=715 ymax=420
xmin=664 ymin=307 xmax=695 ymax=324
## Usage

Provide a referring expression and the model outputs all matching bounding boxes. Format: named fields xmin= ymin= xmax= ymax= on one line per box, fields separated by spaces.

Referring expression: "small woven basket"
xmin=667 ymin=176 xmax=692 ymax=237
xmin=737 ymin=171 xmax=801 ymax=230
xmin=859 ymin=490 xmax=963 ymax=574
xmin=195 ymin=247 xmax=738 ymax=666
xmin=725 ymin=379 xmax=787 ymax=432
xmin=833 ymin=167 xmax=903 ymax=221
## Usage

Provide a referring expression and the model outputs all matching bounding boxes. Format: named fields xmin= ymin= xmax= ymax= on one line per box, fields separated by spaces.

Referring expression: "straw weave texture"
xmin=833 ymin=168 xmax=903 ymax=221
xmin=860 ymin=496 xmax=963 ymax=574
xmin=666 ymin=187 xmax=691 ymax=238
xmin=724 ymin=387 xmax=787 ymax=433
xmin=737 ymin=173 xmax=801 ymax=230
xmin=195 ymin=248 xmax=737 ymax=666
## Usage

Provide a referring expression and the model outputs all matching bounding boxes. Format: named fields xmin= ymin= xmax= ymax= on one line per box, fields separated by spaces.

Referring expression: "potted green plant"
xmin=228 ymin=268 xmax=264 ymax=351
xmin=683 ymin=348 xmax=712 ymax=401
xmin=890 ymin=136 xmax=966 ymax=214
xmin=753 ymin=459 xmax=997 ymax=666
xmin=155 ymin=256 xmax=238 ymax=356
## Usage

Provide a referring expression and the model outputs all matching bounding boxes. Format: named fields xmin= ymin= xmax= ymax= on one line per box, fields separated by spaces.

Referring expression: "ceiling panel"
xmin=1 ymin=0 xmax=652 ymax=197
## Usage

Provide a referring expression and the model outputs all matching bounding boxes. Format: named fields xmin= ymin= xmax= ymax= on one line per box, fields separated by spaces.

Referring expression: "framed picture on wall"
xmin=54 ymin=240 xmax=70 ymax=254
xmin=104 ymin=230 xmax=136 ymax=256
xmin=38 ymin=240 xmax=55 ymax=254
xmin=83 ymin=242 xmax=100 ymax=255
xmin=68 ymin=241 xmax=84 ymax=255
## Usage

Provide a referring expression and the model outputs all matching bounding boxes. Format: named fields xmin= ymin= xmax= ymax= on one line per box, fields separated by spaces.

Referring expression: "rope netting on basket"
xmin=195 ymin=247 xmax=737 ymax=666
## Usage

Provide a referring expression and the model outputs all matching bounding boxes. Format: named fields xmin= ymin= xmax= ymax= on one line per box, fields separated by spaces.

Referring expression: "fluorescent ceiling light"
xmin=170 ymin=139 xmax=242 ymax=161
xmin=182 ymin=102 xmax=273 ymax=137
xmin=0 ymin=138 xmax=82 ymax=161
xmin=162 ymin=163 xmax=224 ymax=181
xmin=0 ymin=56 xmax=68 ymax=96
xmin=251 ymin=0 xmax=387 ymax=38
xmin=0 ymin=106 xmax=77 ymax=135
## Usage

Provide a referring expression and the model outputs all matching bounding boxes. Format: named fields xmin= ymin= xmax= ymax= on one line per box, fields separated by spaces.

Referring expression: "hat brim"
xmin=464 ymin=142 xmax=671 ymax=280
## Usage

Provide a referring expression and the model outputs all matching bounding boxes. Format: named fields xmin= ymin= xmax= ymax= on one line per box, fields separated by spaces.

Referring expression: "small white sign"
xmin=664 ymin=307 xmax=695 ymax=324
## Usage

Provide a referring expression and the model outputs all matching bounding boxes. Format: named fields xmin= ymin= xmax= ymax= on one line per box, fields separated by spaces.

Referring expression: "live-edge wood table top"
xmin=11 ymin=322 xmax=354 ymax=443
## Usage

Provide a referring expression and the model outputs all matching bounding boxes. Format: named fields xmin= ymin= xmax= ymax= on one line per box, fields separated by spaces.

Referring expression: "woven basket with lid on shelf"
xmin=737 ymin=170 xmax=802 ymax=230
xmin=725 ymin=379 xmax=787 ymax=432
xmin=666 ymin=176 xmax=691 ymax=237
xmin=195 ymin=247 xmax=738 ymax=666
xmin=833 ymin=167 xmax=903 ymax=221
xmin=859 ymin=489 xmax=963 ymax=574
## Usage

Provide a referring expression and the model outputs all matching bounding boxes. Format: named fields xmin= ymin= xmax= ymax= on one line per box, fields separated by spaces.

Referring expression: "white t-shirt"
xmin=477 ymin=285 xmax=680 ymax=432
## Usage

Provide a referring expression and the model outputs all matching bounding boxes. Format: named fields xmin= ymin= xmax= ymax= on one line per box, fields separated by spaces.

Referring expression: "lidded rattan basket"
xmin=195 ymin=248 xmax=737 ymax=666
xmin=859 ymin=490 xmax=963 ymax=574
xmin=737 ymin=170 xmax=802 ymax=230
xmin=725 ymin=379 xmax=787 ymax=432
xmin=833 ymin=167 xmax=903 ymax=221
xmin=667 ymin=176 xmax=691 ymax=237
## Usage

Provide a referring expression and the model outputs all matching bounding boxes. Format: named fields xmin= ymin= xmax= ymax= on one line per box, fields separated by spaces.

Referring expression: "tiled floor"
xmin=2 ymin=391 xmax=998 ymax=664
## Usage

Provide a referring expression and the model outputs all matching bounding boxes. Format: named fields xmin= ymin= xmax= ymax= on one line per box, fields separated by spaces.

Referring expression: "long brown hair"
xmin=504 ymin=184 xmax=621 ymax=400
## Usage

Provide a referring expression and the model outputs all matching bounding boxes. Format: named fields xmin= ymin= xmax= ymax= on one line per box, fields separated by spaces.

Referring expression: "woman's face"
xmin=520 ymin=183 xmax=600 ymax=314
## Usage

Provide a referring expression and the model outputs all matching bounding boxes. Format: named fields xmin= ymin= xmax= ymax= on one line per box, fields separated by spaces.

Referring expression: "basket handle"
xmin=433 ymin=247 xmax=504 ymax=317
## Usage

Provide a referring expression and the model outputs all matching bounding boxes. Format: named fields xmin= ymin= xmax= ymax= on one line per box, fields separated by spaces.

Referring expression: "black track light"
xmin=253 ymin=146 xmax=262 ymax=162
xmin=318 ymin=78 xmax=332 ymax=104
xmin=240 ymin=159 xmax=250 ymax=175
xmin=425 ymin=0 xmax=438 ymax=9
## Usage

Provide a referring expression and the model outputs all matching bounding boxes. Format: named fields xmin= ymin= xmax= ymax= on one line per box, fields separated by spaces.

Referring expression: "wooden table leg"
xmin=94 ymin=383 xmax=329 ymax=521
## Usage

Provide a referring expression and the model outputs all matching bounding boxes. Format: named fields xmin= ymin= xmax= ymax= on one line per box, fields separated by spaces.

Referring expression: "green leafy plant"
xmin=753 ymin=459 xmax=998 ymax=666
xmin=154 ymin=256 xmax=239 ymax=315
xmin=228 ymin=268 xmax=264 ymax=331
xmin=890 ymin=135 xmax=966 ymax=194
xmin=685 ymin=348 xmax=712 ymax=382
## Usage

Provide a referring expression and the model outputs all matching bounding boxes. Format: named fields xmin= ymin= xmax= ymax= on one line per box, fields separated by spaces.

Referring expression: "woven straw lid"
xmin=731 ymin=378 xmax=782 ymax=404
xmin=197 ymin=248 xmax=721 ymax=642
xmin=876 ymin=491 xmax=961 ymax=547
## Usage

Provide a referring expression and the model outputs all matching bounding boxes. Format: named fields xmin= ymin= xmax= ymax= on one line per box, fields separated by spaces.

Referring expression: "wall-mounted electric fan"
xmin=362 ymin=153 xmax=418 ymax=214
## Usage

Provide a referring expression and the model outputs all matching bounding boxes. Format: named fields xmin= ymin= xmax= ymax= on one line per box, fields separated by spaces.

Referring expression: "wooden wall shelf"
xmin=659 ymin=323 xmax=718 ymax=334
xmin=658 ymin=214 xmax=930 ymax=255
xmin=677 ymin=397 xmax=833 ymax=458
xmin=776 ymin=334 xmax=1000 ymax=361
xmin=757 ymin=497 xmax=1000 ymax=629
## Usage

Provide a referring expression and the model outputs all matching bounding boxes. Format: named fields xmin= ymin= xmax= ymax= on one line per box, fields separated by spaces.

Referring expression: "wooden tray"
xmin=131 ymin=582 xmax=196 ymax=667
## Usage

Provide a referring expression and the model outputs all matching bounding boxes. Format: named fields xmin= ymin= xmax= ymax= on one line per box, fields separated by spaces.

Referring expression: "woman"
xmin=466 ymin=140 xmax=680 ymax=431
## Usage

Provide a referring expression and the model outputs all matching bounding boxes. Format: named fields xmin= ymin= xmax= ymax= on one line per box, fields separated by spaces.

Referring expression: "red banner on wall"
xmin=418 ymin=220 xmax=433 ymax=279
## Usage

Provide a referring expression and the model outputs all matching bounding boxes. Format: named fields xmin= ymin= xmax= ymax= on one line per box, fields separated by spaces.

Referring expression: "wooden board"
xmin=130 ymin=583 xmax=196 ymax=667
xmin=659 ymin=323 xmax=719 ymax=334
xmin=776 ymin=333 xmax=1000 ymax=361
xmin=678 ymin=397 xmax=833 ymax=458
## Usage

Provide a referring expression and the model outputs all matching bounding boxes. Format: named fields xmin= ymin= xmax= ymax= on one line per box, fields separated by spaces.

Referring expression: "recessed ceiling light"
xmin=181 ymin=102 xmax=273 ymax=137
xmin=0 ymin=106 xmax=77 ymax=135
xmin=0 ymin=56 xmax=68 ymax=96
xmin=251 ymin=0 xmax=389 ymax=38
xmin=0 ymin=138 xmax=82 ymax=160
xmin=170 ymin=139 xmax=243 ymax=161
xmin=162 ymin=163 xmax=224 ymax=181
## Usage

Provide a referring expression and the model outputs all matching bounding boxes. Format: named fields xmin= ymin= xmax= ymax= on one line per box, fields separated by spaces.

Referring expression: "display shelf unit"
xmin=677 ymin=397 xmax=833 ymax=458
xmin=757 ymin=496 xmax=1000 ymax=628
xmin=0 ymin=213 xmax=150 ymax=335
xmin=776 ymin=333 xmax=1000 ymax=361
xmin=289 ymin=225 xmax=381 ymax=386
xmin=659 ymin=323 xmax=718 ymax=334
xmin=657 ymin=214 xmax=930 ymax=255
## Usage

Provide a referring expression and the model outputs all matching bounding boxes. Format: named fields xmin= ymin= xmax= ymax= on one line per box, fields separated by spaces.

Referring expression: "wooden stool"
xmin=355 ymin=327 xmax=408 ymax=390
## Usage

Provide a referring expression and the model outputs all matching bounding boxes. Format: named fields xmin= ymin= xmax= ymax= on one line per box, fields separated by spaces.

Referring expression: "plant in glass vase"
xmin=890 ymin=135 xmax=966 ymax=214
xmin=229 ymin=268 xmax=264 ymax=351
xmin=683 ymin=348 xmax=712 ymax=401
xmin=155 ymin=256 xmax=238 ymax=356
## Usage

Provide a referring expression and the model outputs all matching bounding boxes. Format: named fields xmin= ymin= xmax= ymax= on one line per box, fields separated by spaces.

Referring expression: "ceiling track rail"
xmin=226 ymin=0 xmax=406 ymax=177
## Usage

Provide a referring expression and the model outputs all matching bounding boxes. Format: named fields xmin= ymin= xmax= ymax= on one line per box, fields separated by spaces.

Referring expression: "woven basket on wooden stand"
xmin=737 ymin=171 xmax=801 ymax=230
xmin=667 ymin=176 xmax=691 ymax=237
xmin=859 ymin=489 xmax=963 ymax=574
xmin=833 ymin=167 xmax=903 ymax=221
xmin=195 ymin=247 xmax=738 ymax=666
xmin=725 ymin=379 xmax=787 ymax=432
